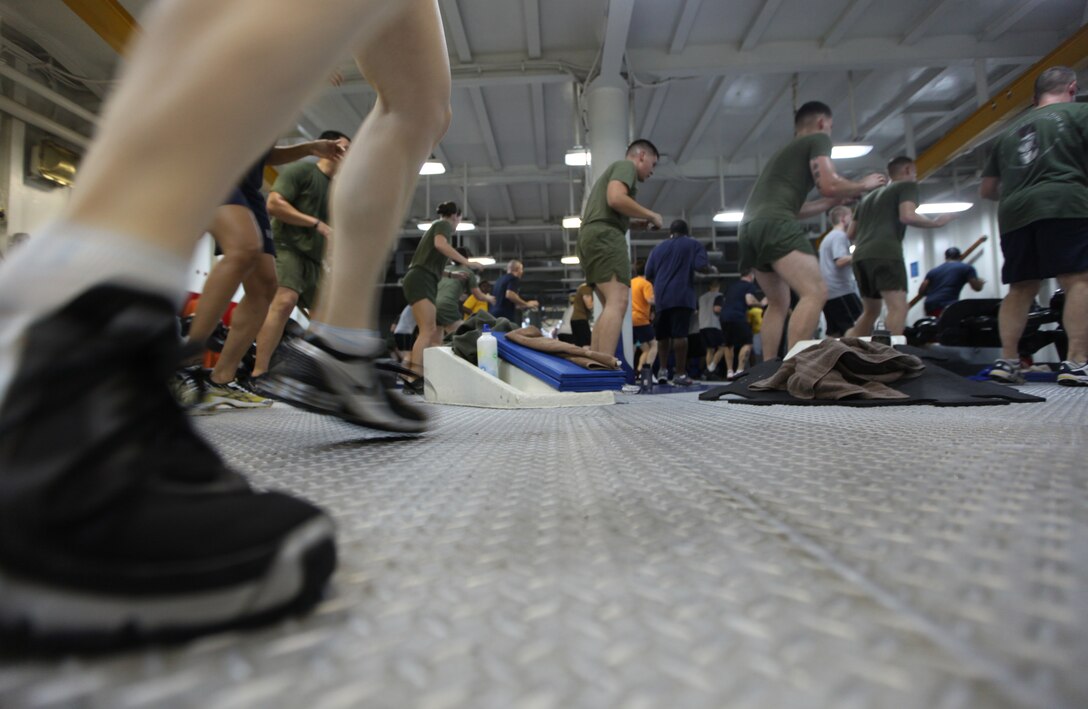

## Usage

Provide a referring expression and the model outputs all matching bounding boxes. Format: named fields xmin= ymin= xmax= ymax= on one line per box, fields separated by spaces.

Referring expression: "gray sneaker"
xmin=262 ymin=335 xmax=428 ymax=433
xmin=673 ymin=374 xmax=694 ymax=386
xmin=988 ymin=359 xmax=1024 ymax=385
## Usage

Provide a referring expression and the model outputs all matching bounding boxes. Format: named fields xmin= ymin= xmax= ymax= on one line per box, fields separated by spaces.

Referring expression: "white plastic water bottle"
xmin=477 ymin=324 xmax=499 ymax=377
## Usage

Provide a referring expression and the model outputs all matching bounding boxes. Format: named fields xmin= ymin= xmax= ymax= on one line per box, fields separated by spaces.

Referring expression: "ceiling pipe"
xmin=0 ymin=96 xmax=90 ymax=148
xmin=0 ymin=62 xmax=99 ymax=125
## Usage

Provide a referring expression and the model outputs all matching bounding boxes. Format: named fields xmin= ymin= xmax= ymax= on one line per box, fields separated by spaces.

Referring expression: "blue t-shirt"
xmin=720 ymin=280 xmax=758 ymax=322
xmin=923 ymin=261 xmax=978 ymax=309
xmin=643 ymin=235 xmax=709 ymax=311
xmin=490 ymin=273 xmax=521 ymax=320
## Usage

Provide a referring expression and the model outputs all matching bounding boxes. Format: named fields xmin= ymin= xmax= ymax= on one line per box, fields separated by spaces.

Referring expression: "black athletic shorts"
xmin=721 ymin=319 xmax=753 ymax=347
xmin=701 ymin=327 xmax=725 ymax=349
xmin=632 ymin=323 xmax=655 ymax=345
xmin=394 ymin=333 xmax=414 ymax=352
xmin=654 ymin=307 xmax=693 ymax=341
xmin=571 ymin=319 xmax=591 ymax=348
xmin=823 ymin=293 xmax=862 ymax=336
xmin=222 ymin=187 xmax=275 ymax=255
xmin=999 ymin=218 xmax=1088 ymax=284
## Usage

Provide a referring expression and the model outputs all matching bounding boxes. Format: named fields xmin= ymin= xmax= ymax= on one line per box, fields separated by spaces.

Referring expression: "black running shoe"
xmin=263 ymin=334 xmax=428 ymax=433
xmin=0 ymin=285 xmax=336 ymax=651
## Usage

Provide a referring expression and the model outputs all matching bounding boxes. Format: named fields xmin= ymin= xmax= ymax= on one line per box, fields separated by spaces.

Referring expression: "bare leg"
xmin=846 ymin=298 xmax=883 ymax=338
xmin=592 ymin=278 xmax=630 ymax=357
xmin=882 ymin=290 xmax=909 ymax=335
xmin=407 ymin=299 xmax=438 ymax=377
xmin=318 ymin=2 xmax=452 ymax=330
xmin=736 ymin=344 xmax=751 ymax=372
xmin=723 ymin=346 xmax=735 ymax=374
xmin=1057 ymin=272 xmax=1088 ymax=362
xmin=753 ymin=270 xmax=790 ymax=361
xmin=998 ymin=281 xmax=1040 ymax=359
xmin=188 ymin=206 xmax=263 ymax=346
xmin=657 ymin=339 xmax=672 ymax=373
xmin=252 ymin=287 xmax=299 ymax=377
xmin=64 ymin=0 xmax=416 ymax=259
xmin=768 ymin=251 xmax=827 ymax=352
xmin=210 ymin=254 xmax=277 ymax=384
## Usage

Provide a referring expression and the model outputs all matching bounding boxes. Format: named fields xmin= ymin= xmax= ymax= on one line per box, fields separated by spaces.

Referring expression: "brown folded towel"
xmin=506 ymin=326 xmax=621 ymax=370
xmin=750 ymin=338 xmax=924 ymax=400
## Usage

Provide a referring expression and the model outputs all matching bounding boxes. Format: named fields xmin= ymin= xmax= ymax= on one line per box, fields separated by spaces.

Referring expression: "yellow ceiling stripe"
xmin=61 ymin=0 xmax=138 ymax=56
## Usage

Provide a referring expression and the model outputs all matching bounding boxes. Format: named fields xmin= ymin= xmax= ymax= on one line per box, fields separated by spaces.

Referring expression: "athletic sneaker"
xmin=988 ymin=359 xmax=1025 ymax=385
xmin=656 ymin=373 xmax=670 ymax=386
xmin=674 ymin=374 xmax=694 ymax=386
xmin=1057 ymin=360 xmax=1088 ymax=387
xmin=262 ymin=334 xmax=428 ymax=433
xmin=0 ymin=285 xmax=336 ymax=650
xmin=169 ymin=365 xmax=207 ymax=410
xmin=204 ymin=378 xmax=274 ymax=409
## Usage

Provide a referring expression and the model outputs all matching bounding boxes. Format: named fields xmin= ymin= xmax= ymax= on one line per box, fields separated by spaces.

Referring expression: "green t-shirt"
xmin=581 ymin=160 xmax=638 ymax=233
xmin=436 ymin=264 xmax=478 ymax=309
xmin=852 ymin=180 xmax=920 ymax=261
xmin=270 ymin=161 xmax=331 ymax=262
xmin=409 ymin=219 xmax=455 ymax=277
xmin=742 ymin=132 xmax=833 ymax=223
xmin=982 ymin=102 xmax=1088 ymax=233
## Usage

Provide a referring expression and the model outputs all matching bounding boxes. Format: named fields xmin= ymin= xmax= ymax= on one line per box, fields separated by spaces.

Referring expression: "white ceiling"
xmin=1 ymin=0 xmax=1086 ymax=301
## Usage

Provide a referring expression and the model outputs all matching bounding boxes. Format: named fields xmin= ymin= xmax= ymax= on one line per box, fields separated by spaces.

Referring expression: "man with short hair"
xmin=490 ymin=259 xmax=538 ymax=322
xmin=577 ymin=140 xmax=664 ymax=358
xmin=847 ymin=156 xmax=958 ymax=338
xmin=739 ymin=101 xmax=886 ymax=360
xmin=645 ymin=219 xmax=711 ymax=386
xmin=251 ymin=130 xmax=352 ymax=379
xmin=981 ymin=65 xmax=1088 ymax=386
xmin=818 ymin=205 xmax=862 ymax=337
xmin=918 ymin=247 xmax=986 ymax=318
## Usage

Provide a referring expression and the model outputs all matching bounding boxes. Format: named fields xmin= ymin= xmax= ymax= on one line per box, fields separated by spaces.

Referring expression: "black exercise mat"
xmin=699 ymin=347 xmax=1045 ymax=406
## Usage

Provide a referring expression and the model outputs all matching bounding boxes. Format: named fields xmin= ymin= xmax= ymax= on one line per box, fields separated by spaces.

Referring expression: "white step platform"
xmin=422 ymin=346 xmax=615 ymax=409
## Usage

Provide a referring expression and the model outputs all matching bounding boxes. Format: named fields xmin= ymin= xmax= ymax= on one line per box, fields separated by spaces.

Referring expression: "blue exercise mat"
xmin=495 ymin=332 xmax=625 ymax=392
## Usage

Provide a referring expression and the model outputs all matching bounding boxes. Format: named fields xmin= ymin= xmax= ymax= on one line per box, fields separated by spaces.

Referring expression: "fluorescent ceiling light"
xmin=468 ymin=256 xmax=495 ymax=265
xmin=831 ymin=144 xmax=873 ymax=159
xmin=562 ymin=215 xmax=582 ymax=229
xmin=564 ymin=147 xmax=591 ymax=167
xmin=916 ymin=202 xmax=973 ymax=214
xmin=560 ymin=255 xmax=580 ymax=265
xmin=419 ymin=159 xmax=445 ymax=175
xmin=713 ymin=210 xmax=744 ymax=223
xmin=416 ymin=220 xmax=477 ymax=231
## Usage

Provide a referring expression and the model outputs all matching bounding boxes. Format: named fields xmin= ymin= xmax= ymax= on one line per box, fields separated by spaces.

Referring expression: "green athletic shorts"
xmin=577 ymin=223 xmax=631 ymax=286
xmin=852 ymin=258 xmax=908 ymax=299
xmin=273 ymin=246 xmax=322 ymax=309
xmin=435 ymin=296 xmax=463 ymax=327
xmin=402 ymin=266 xmax=438 ymax=305
xmin=738 ymin=218 xmax=815 ymax=272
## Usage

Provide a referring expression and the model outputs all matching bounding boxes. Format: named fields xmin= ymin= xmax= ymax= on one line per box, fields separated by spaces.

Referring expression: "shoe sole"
xmin=204 ymin=395 xmax=274 ymax=409
xmin=0 ymin=517 xmax=335 ymax=653
xmin=1057 ymin=375 xmax=1088 ymax=386
xmin=988 ymin=373 xmax=1024 ymax=385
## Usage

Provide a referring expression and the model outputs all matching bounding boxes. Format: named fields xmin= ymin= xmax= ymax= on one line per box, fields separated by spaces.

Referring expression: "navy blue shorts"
xmin=654 ymin=307 xmax=693 ymax=341
xmin=999 ymin=218 xmax=1088 ymax=284
xmin=721 ymin=319 xmax=753 ymax=347
xmin=633 ymin=323 xmax=655 ymax=345
xmin=222 ymin=187 xmax=275 ymax=256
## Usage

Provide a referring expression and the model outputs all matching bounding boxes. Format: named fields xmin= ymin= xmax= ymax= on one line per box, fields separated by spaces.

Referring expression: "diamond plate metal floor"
xmin=3 ymin=384 xmax=1086 ymax=708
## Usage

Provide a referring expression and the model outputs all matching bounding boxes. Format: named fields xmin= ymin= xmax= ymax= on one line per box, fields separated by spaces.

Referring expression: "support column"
xmin=585 ymin=75 xmax=635 ymax=371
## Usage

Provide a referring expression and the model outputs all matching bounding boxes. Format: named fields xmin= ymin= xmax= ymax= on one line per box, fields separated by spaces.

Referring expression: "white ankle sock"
xmin=308 ymin=321 xmax=382 ymax=356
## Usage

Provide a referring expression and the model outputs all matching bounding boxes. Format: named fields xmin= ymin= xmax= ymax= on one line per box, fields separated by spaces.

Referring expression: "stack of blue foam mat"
xmin=495 ymin=332 xmax=625 ymax=392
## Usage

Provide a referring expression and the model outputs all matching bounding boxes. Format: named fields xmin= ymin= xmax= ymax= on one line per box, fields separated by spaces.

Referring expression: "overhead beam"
xmin=600 ymin=0 xmax=636 ymax=77
xmin=727 ymin=75 xmax=795 ymax=162
xmin=539 ymin=184 xmax=551 ymax=221
xmin=523 ymin=0 xmax=541 ymax=59
xmin=61 ymin=0 xmax=137 ymax=55
xmin=820 ymin=0 xmax=876 ymax=48
xmin=742 ymin=0 xmax=786 ymax=51
xmin=982 ymin=0 xmax=1047 ymax=43
xmin=468 ymin=87 xmax=503 ymax=170
xmin=638 ymin=84 xmax=670 ymax=139
xmin=857 ymin=67 xmax=946 ymax=138
xmin=626 ymin=32 xmax=1063 ymax=79
xmin=677 ymin=77 xmax=734 ymax=164
xmin=902 ymin=0 xmax=957 ymax=46
xmin=500 ymin=186 xmax=517 ymax=222
xmin=669 ymin=0 xmax=704 ymax=55
xmin=916 ymin=25 xmax=1088 ymax=178
xmin=530 ymin=84 xmax=547 ymax=169
xmin=439 ymin=0 xmax=473 ymax=63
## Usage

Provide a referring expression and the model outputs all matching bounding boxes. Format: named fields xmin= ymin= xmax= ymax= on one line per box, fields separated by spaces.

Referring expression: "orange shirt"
xmin=631 ymin=276 xmax=654 ymax=326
